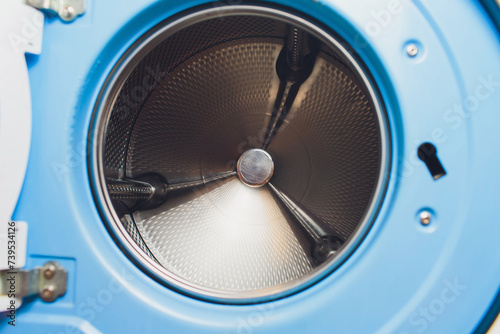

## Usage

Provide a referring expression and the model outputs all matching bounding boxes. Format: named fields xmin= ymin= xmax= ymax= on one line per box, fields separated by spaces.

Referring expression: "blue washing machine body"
xmin=3 ymin=0 xmax=500 ymax=333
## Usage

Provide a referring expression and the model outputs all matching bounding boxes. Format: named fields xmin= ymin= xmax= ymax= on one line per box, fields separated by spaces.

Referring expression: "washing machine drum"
xmin=91 ymin=10 xmax=388 ymax=302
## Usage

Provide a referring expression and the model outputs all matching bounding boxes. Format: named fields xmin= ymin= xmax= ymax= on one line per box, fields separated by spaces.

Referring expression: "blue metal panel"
xmin=2 ymin=0 xmax=500 ymax=333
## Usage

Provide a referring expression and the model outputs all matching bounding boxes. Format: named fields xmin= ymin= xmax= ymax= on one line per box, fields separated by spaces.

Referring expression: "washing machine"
xmin=2 ymin=0 xmax=500 ymax=332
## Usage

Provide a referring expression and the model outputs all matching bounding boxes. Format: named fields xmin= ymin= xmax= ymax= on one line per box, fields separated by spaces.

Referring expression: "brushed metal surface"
xmin=237 ymin=149 xmax=274 ymax=187
xmin=104 ymin=16 xmax=283 ymax=178
xmin=268 ymin=55 xmax=381 ymax=240
xmin=133 ymin=177 xmax=312 ymax=292
xmin=126 ymin=38 xmax=282 ymax=182
xmin=92 ymin=7 xmax=389 ymax=302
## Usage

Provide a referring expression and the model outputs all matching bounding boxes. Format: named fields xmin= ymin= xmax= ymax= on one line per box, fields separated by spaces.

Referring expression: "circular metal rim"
xmin=236 ymin=149 xmax=275 ymax=187
xmin=89 ymin=4 xmax=391 ymax=304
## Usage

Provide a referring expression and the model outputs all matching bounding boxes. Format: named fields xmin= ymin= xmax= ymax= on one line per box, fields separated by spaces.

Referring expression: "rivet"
xmin=60 ymin=6 xmax=76 ymax=21
xmin=420 ymin=211 xmax=431 ymax=225
xmin=41 ymin=285 xmax=55 ymax=300
xmin=406 ymin=43 xmax=418 ymax=57
xmin=43 ymin=264 xmax=56 ymax=279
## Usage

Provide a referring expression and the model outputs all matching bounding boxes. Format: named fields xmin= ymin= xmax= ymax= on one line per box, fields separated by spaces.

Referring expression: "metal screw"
xmin=43 ymin=264 xmax=56 ymax=279
xmin=41 ymin=285 xmax=55 ymax=301
xmin=60 ymin=6 xmax=76 ymax=21
xmin=406 ymin=44 xmax=418 ymax=57
xmin=420 ymin=211 xmax=431 ymax=225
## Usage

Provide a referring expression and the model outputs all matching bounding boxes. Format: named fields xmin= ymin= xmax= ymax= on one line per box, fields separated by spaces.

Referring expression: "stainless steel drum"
xmin=90 ymin=6 xmax=389 ymax=303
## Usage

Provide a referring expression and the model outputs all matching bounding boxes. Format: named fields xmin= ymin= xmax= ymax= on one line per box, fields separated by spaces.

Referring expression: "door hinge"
xmin=0 ymin=261 xmax=67 ymax=303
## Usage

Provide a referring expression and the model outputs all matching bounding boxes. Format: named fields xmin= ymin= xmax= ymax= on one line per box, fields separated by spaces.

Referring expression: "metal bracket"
xmin=0 ymin=261 xmax=67 ymax=303
xmin=25 ymin=0 xmax=86 ymax=22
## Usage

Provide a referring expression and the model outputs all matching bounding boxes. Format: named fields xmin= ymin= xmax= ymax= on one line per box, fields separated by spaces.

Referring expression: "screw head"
xmin=43 ymin=264 xmax=56 ymax=279
xmin=60 ymin=6 xmax=76 ymax=21
xmin=406 ymin=44 xmax=418 ymax=57
xmin=41 ymin=285 xmax=55 ymax=301
xmin=420 ymin=211 xmax=432 ymax=225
